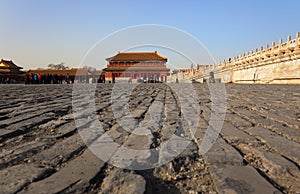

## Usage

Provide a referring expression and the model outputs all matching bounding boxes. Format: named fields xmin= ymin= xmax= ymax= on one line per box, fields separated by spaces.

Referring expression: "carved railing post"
xmin=279 ymin=38 xmax=283 ymax=50
xmin=266 ymin=44 xmax=271 ymax=57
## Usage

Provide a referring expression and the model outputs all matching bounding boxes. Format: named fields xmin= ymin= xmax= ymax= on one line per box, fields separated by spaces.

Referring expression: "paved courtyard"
xmin=0 ymin=83 xmax=299 ymax=194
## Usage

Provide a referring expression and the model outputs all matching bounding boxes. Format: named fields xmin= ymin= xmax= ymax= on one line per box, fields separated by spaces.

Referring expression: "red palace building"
xmin=103 ymin=51 xmax=170 ymax=82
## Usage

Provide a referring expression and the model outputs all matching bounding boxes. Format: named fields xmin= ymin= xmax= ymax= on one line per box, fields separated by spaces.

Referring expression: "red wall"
xmin=108 ymin=61 xmax=165 ymax=66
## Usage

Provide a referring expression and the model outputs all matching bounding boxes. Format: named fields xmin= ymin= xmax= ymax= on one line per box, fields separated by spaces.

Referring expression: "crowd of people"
xmin=25 ymin=73 xmax=74 ymax=84
xmin=24 ymin=73 xmax=106 ymax=84
xmin=1 ymin=73 xmax=170 ymax=84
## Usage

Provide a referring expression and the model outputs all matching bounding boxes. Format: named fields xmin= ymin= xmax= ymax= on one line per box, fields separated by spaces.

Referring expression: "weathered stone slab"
xmin=240 ymin=144 xmax=300 ymax=193
xmin=106 ymin=124 xmax=130 ymax=144
xmin=221 ymin=122 xmax=256 ymax=143
xmin=32 ymin=134 xmax=85 ymax=167
xmin=248 ymin=126 xmax=300 ymax=165
xmin=38 ymin=117 xmax=70 ymax=130
xmin=0 ymin=164 xmax=54 ymax=194
xmin=42 ymin=121 xmax=78 ymax=139
xmin=225 ymin=113 xmax=253 ymax=128
xmin=129 ymin=108 xmax=147 ymax=118
xmin=0 ymin=129 xmax=19 ymax=140
xmin=260 ymin=120 xmax=300 ymax=143
xmin=110 ymin=129 xmax=154 ymax=170
xmin=203 ymin=137 xmax=244 ymax=165
xmin=0 ymin=115 xmax=55 ymax=141
xmin=21 ymin=149 xmax=105 ymax=194
xmin=5 ymin=115 xmax=54 ymax=131
xmin=209 ymin=164 xmax=280 ymax=194
xmin=0 ymin=141 xmax=47 ymax=167
xmin=252 ymin=108 xmax=299 ymax=130
xmin=0 ymin=103 xmax=70 ymax=129
xmin=159 ymin=135 xmax=191 ymax=165
xmin=99 ymin=169 xmax=146 ymax=194
xmin=235 ymin=108 xmax=300 ymax=143
xmin=160 ymin=122 xmax=178 ymax=141
xmin=4 ymin=101 xmax=69 ymax=119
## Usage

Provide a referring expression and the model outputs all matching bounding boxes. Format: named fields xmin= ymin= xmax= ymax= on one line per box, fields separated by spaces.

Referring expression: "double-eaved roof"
xmin=106 ymin=51 xmax=167 ymax=62
xmin=0 ymin=59 xmax=23 ymax=69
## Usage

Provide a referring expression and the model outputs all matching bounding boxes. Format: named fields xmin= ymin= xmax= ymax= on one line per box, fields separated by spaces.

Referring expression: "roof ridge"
xmin=106 ymin=51 xmax=168 ymax=62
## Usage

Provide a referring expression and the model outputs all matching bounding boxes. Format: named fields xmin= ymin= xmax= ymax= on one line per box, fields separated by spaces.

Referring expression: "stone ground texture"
xmin=0 ymin=84 xmax=299 ymax=194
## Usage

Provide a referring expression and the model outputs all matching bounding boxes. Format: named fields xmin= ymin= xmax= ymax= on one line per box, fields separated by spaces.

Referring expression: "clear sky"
xmin=1 ymin=0 xmax=300 ymax=70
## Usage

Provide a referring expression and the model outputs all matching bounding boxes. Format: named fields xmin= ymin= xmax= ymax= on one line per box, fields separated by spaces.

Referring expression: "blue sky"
xmin=1 ymin=0 xmax=299 ymax=70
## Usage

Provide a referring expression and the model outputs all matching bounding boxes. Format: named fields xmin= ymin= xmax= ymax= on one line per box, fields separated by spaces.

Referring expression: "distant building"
xmin=103 ymin=51 xmax=170 ymax=82
xmin=0 ymin=59 xmax=24 ymax=83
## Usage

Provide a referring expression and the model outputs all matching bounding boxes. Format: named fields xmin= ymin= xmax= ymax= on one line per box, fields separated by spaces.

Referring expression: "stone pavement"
xmin=0 ymin=84 xmax=299 ymax=194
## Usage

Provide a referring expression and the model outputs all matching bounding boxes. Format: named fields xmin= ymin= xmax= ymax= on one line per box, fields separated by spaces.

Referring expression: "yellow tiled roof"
xmin=0 ymin=59 xmax=23 ymax=69
xmin=106 ymin=51 xmax=167 ymax=62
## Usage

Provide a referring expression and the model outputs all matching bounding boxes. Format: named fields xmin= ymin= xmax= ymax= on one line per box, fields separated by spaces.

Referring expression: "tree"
xmin=48 ymin=62 xmax=69 ymax=70
xmin=82 ymin=65 xmax=96 ymax=73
